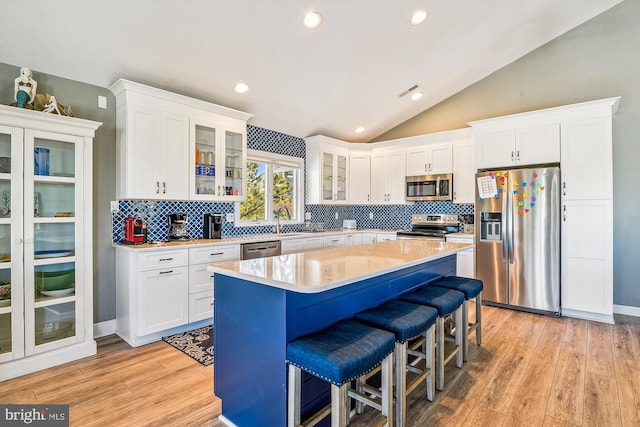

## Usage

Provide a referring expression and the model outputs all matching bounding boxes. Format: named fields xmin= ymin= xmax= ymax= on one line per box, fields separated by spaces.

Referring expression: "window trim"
xmin=235 ymin=149 xmax=304 ymax=227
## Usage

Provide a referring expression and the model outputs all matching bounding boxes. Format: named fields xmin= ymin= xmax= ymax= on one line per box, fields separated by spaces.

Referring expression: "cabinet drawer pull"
xmin=159 ymin=257 xmax=174 ymax=261
xmin=159 ymin=270 xmax=174 ymax=275
xmin=210 ymin=252 xmax=224 ymax=256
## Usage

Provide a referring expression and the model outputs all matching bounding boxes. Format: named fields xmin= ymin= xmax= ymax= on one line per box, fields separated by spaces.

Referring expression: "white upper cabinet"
xmin=370 ymin=150 xmax=405 ymax=204
xmin=348 ymin=152 xmax=371 ymax=204
xmin=190 ymin=116 xmax=247 ymax=201
xmin=451 ymin=133 xmax=475 ymax=204
xmin=560 ymin=116 xmax=612 ymax=201
xmin=473 ymin=123 xmax=560 ymax=169
xmin=306 ymin=136 xmax=349 ymax=205
xmin=110 ymin=79 xmax=251 ymax=201
xmin=405 ymin=142 xmax=452 ymax=176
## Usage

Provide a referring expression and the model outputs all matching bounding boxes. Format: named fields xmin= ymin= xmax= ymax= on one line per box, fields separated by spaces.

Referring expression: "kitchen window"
xmin=235 ymin=150 xmax=303 ymax=227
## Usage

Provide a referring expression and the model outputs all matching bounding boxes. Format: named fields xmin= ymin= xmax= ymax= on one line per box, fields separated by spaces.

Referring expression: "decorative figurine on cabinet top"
xmin=13 ymin=67 xmax=37 ymax=109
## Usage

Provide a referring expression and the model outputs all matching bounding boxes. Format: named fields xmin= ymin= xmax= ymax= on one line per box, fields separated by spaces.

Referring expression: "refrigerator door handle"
xmin=509 ymin=195 xmax=515 ymax=264
xmin=502 ymin=188 xmax=508 ymax=262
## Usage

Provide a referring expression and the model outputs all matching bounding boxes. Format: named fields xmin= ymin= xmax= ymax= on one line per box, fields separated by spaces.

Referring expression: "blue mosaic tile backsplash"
xmin=112 ymin=124 xmax=474 ymax=242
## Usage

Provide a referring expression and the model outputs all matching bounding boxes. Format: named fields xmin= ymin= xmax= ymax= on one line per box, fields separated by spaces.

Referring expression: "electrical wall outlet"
xmin=226 ymin=213 xmax=234 ymax=223
xmin=369 ymin=212 xmax=374 ymax=220
xmin=98 ymin=95 xmax=107 ymax=109
xmin=305 ymin=212 xmax=311 ymax=220
xmin=334 ymin=212 xmax=339 ymax=220
xmin=110 ymin=201 xmax=119 ymax=212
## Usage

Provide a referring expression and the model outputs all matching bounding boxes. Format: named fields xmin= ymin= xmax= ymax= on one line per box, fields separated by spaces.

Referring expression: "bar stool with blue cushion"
xmin=399 ymin=285 xmax=465 ymax=391
xmin=430 ymin=276 xmax=483 ymax=361
xmin=287 ymin=319 xmax=395 ymax=427
xmin=355 ymin=300 xmax=438 ymax=427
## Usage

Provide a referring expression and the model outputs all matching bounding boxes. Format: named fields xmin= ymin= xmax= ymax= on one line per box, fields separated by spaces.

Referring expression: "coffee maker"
xmin=168 ymin=213 xmax=189 ymax=240
xmin=203 ymin=213 xmax=223 ymax=239
xmin=123 ymin=217 xmax=146 ymax=244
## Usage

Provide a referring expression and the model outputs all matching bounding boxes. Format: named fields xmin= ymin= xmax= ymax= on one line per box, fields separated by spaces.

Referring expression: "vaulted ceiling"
xmin=0 ymin=0 xmax=623 ymax=142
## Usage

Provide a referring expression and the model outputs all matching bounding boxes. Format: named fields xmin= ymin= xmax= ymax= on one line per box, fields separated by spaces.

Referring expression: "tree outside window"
xmin=238 ymin=152 xmax=302 ymax=225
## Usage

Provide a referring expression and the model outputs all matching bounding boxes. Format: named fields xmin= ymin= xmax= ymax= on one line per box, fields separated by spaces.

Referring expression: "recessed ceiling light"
xmin=303 ymin=11 xmax=322 ymax=29
xmin=234 ymin=82 xmax=249 ymax=94
xmin=410 ymin=10 xmax=428 ymax=26
xmin=355 ymin=127 xmax=365 ymax=134
xmin=411 ymin=91 xmax=423 ymax=101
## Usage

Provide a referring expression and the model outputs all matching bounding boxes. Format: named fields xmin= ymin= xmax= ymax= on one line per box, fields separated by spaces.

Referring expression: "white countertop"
xmin=208 ymin=240 xmax=473 ymax=293
xmin=113 ymin=229 xmax=397 ymax=251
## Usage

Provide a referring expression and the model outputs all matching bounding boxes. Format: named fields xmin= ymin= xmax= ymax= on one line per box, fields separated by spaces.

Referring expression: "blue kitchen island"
xmin=207 ymin=239 xmax=472 ymax=426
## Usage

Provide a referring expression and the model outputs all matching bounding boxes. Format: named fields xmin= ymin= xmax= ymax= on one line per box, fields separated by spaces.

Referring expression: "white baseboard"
xmin=218 ymin=415 xmax=238 ymax=427
xmin=93 ymin=319 xmax=117 ymax=338
xmin=561 ymin=308 xmax=614 ymax=324
xmin=613 ymin=304 xmax=640 ymax=317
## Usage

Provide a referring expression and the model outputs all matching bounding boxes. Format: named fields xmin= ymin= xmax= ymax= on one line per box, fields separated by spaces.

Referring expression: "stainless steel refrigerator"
xmin=475 ymin=166 xmax=560 ymax=315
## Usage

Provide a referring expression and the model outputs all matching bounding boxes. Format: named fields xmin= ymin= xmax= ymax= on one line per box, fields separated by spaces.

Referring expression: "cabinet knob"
xmin=26 ymin=237 xmax=34 ymax=244
xmin=156 ymin=181 xmax=160 ymax=194
xmin=563 ymin=205 xmax=567 ymax=222
xmin=162 ymin=182 xmax=166 ymax=194
xmin=516 ymin=150 xmax=520 ymax=160
xmin=15 ymin=238 xmax=23 ymax=244
xmin=562 ymin=182 xmax=566 ymax=196
xmin=511 ymin=151 xmax=514 ymax=161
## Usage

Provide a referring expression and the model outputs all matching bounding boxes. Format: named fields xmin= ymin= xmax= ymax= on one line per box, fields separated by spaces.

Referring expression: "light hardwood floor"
xmin=1 ymin=306 xmax=639 ymax=426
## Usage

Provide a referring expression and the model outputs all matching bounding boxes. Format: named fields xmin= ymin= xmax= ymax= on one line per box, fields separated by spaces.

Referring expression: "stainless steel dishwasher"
xmin=241 ymin=240 xmax=282 ymax=260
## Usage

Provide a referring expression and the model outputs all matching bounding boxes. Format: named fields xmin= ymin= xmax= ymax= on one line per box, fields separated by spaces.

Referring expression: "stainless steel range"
xmin=396 ymin=214 xmax=459 ymax=241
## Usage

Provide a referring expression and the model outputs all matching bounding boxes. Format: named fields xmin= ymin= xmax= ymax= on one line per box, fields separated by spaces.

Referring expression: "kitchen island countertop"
xmin=208 ymin=239 xmax=472 ymax=293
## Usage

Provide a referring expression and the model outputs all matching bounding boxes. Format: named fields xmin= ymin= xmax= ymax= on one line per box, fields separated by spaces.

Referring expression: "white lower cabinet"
xmin=376 ymin=232 xmax=397 ymax=242
xmin=138 ymin=266 xmax=189 ymax=336
xmin=304 ymin=237 xmax=324 ymax=251
xmin=188 ymin=244 xmax=240 ymax=323
xmin=323 ymin=235 xmax=345 ymax=248
xmin=362 ymin=233 xmax=377 ymax=244
xmin=446 ymin=235 xmax=475 ymax=278
xmin=561 ymin=200 xmax=613 ymax=322
xmin=344 ymin=233 xmax=363 ymax=246
xmin=116 ymin=245 xmax=240 ymax=347
xmin=281 ymin=239 xmax=304 ymax=254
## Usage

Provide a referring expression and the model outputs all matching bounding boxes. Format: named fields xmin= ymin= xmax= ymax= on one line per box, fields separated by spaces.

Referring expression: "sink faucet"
xmin=275 ymin=206 xmax=291 ymax=234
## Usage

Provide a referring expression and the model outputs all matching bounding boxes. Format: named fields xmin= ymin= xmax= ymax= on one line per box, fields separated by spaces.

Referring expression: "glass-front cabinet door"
xmin=0 ymin=124 xmax=23 ymax=363
xmin=336 ymin=154 xmax=347 ymax=202
xmin=190 ymin=118 xmax=246 ymax=201
xmin=23 ymin=130 xmax=83 ymax=355
xmin=322 ymin=152 xmax=334 ymax=202
xmin=321 ymin=152 xmax=348 ymax=203
xmin=193 ymin=122 xmax=217 ymax=197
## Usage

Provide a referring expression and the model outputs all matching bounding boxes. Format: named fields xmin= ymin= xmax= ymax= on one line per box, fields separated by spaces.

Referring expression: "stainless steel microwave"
xmin=405 ymin=173 xmax=453 ymax=201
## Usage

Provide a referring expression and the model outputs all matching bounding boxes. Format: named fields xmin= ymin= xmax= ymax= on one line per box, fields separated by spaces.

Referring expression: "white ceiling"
xmin=0 ymin=0 xmax=622 ymax=142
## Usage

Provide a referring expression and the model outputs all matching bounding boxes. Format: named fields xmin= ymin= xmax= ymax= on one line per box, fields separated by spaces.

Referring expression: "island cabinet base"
xmin=214 ymin=255 xmax=456 ymax=427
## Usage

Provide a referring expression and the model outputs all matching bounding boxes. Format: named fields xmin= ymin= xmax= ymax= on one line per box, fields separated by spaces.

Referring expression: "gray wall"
xmin=374 ymin=0 xmax=640 ymax=308
xmin=0 ymin=63 xmax=117 ymax=322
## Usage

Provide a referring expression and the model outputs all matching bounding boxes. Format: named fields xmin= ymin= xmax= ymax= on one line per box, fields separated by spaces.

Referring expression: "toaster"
xmin=342 ymin=219 xmax=357 ymax=230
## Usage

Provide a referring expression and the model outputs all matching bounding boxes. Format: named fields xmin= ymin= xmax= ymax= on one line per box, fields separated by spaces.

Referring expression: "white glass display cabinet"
xmin=0 ymin=105 xmax=100 ymax=380
xmin=190 ymin=117 xmax=247 ymax=201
